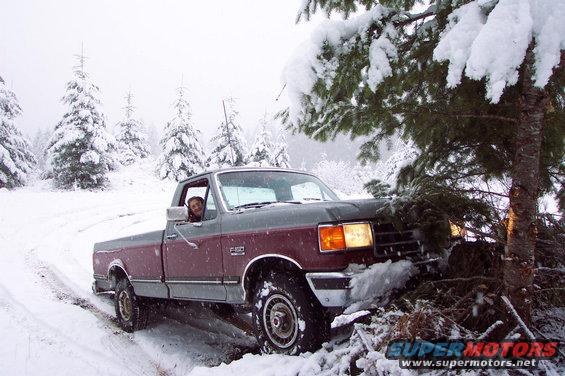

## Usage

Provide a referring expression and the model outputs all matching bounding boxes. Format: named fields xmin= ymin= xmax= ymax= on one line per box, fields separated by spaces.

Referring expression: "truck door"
xmin=163 ymin=177 xmax=226 ymax=301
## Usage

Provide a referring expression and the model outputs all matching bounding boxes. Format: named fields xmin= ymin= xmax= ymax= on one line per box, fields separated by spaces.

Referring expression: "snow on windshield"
xmin=216 ymin=170 xmax=338 ymax=210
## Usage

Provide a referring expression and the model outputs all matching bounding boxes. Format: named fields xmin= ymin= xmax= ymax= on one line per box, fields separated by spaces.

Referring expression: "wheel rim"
xmin=263 ymin=294 xmax=298 ymax=349
xmin=118 ymin=290 xmax=132 ymax=321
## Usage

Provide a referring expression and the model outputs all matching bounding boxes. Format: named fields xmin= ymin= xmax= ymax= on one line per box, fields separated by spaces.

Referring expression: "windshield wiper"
xmin=233 ymin=201 xmax=279 ymax=210
xmin=233 ymin=200 xmax=305 ymax=211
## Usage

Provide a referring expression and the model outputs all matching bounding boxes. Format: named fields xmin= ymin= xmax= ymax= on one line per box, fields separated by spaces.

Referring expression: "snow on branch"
xmin=477 ymin=320 xmax=504 ymax=340
xmin=435 ymin=0 xmax=565 ymax=103
xmin=285 ymin=0 xmax=565 ymax=126
xmin=501 ymin=295 xmax=535 ymax=340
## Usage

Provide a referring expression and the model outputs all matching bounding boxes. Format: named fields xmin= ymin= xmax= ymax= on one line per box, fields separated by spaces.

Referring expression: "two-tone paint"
xmin=92 ymin=168 xmax=414 ymax=308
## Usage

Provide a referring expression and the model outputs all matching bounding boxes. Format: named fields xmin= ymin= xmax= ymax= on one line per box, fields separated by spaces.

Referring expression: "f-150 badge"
xmin=229 ymin=246 xmax=245 ymax=256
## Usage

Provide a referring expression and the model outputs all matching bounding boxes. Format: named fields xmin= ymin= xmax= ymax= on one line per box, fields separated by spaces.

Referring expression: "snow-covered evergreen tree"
xmin=273 ymin=133 xmax=291 ymax=168
xmin=30 ymin=127 xmax=51 ymax=170
xmin=247 ymin=115 xmax=275 ymax=167
xmin=115 ymin=90 xmax=150 ymax=165
xmin=0 ymin=76 xmax=36 ymax=189
xmin=46 ymin=53 xmax=115 ymax=189
xmin=146 ymin=124 xmax=161 ymax=156
xmin=288 ymin=0 xmax=565 ymax=323
xmin=157 ymin=85 xmax=205 ymax=181
xmin=208 ymin=98 xmax=248 ymax=168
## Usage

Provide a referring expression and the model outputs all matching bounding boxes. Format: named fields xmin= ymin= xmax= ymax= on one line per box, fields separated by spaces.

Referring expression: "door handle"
xmin=166 ymin=234 xmax=178 ymax=240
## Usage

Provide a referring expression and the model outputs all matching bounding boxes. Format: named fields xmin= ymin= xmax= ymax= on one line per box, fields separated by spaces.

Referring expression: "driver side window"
xmin=182 ymin=179 xmax=217 ymax=222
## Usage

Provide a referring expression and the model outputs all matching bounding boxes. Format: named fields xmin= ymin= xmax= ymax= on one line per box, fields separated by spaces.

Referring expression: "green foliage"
xmin=297 ymin=0 xmax=420 ymax=21
xmin=284 ymin=0 xmax=565 ymax=238
xmin=364 ymin=179 xmax=390 ymax=198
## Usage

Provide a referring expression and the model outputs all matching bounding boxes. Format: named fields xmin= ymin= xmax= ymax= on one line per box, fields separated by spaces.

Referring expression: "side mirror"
xmin=166 ymin=206 xmax=188 ymax=222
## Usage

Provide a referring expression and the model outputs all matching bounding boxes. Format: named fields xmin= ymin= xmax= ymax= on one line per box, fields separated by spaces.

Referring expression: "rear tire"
xmin=252 ymin=271 xmax=330 ymax=355
xmin=114 ymin=278 xmax=148 ymax=332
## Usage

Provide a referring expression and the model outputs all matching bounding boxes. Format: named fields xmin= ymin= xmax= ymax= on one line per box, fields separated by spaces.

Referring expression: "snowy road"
xmin=0 ymin=172 xmax=256 ymax=376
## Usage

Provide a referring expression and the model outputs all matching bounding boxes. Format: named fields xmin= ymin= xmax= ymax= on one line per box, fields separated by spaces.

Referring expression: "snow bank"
xmin=345 ymin=260 xmax=417 ymax=314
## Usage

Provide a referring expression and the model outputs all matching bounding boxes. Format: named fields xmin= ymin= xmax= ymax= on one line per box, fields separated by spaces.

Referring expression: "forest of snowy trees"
xmin=0 ymin=55 xmax=294 ymax=190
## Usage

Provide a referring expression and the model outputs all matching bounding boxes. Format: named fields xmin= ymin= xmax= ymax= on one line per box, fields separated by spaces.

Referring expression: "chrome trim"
xmin=129 ymin=278 xmax=162 ymax=283
xmin=107 ymin=260 xmax=129 ymax=281
xmin=93 ymin=273 xmax=107 ymax=280
xmin=317 ymin=221 xmax=374 ymax=253
xmin=165 ymin=280 xmax=223 ymax=285
xmin=305 ymin=271 xmax=353 ymax=308
xmin=242 ymin=254 xmax=303 ymax=302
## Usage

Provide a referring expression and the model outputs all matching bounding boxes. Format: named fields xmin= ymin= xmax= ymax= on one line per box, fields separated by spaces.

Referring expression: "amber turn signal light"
xmin=319 ymin=225 xmax=346 ymax=251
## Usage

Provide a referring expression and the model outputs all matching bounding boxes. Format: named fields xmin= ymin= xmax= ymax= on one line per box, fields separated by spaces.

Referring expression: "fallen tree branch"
xmin=429 ymin=276 xmax=495 ymax=285
xmin=354 ymin=326 xmax=374 ymax=353
xmin=478 ymin=320 xmax=504 ymax=340
xmin=501 ymin=296 xmax=535 ymax=340
xmin=536 ymin=267 xmax=565 ymax=274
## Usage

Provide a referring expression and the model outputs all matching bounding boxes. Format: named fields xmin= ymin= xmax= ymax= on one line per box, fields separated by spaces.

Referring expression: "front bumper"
xmin=305 ymin=271 xmax=355 ymax=308
xmin=305 ymin=258 xmax=441 ymax=308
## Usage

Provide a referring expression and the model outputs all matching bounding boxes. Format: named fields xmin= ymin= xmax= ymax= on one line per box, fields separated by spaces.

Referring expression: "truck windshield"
xmin=216 ymin=170 xmax=339 ymax=210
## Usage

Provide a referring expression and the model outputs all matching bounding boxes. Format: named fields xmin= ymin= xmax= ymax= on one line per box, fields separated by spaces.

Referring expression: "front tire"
xmin=252 ymin=271 xmax=330 ymax=354
xmin=114 ymin=278 xmax=148 ymax=332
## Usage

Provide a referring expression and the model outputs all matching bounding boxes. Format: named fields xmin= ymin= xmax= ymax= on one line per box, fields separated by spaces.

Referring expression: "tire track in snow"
xmin=0 ymin=198 xmax=174 ymax=374
xmin=4 ymin=193 xmax=259 ymax=374
xmin=0 ymin=282 xmax=160 ymax=376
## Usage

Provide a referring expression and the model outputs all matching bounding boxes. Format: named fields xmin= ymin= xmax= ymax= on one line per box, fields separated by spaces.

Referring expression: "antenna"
xmin=275 ymin=83 xmax=287 ymax=101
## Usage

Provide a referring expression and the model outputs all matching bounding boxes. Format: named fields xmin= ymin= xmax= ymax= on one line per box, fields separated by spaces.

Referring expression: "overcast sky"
xmin=0 ymin=0 xmax=324 ymax=143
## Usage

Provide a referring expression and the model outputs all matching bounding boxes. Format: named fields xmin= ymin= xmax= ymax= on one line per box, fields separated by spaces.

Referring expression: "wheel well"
xmin=109 ymin=266 xmax=128 ymax=289
xmin=243 ymin=257 xmax=303 ymax=303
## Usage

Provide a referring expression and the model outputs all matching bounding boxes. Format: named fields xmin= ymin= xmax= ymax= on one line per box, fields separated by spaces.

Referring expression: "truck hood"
xmin=292 ymin=198 xmax=390 ymax=222
xmin=223 ymin=198 xmax=391 ymax=233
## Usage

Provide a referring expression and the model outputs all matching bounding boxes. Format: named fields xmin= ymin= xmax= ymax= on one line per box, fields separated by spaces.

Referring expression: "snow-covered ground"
xmin=0 ymin=161 xmax=378 ymax=376
xmin=3 ymin=162 xmax=561 ymax=376
xmin=0 ymin=162 xmax=260 ymax=375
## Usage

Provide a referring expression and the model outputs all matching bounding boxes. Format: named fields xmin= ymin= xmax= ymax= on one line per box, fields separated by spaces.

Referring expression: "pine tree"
xmin=273 ymin=133 xmax=291 ymax=168
xmin=146 ymin=124 xmax=161 ymax=156
xmin=46 ymin=52 xmax=115 ymax=189
xmin=0 ymin=76 xmax=36 ymax=188
xmin=157 ymin=85 xmax=205 ymax=181
xmin=208 ymin=98 xmax=248 ymax=168
xmin=247 ymin=115 xmax=275 ymax=167
xmin=30 ymin=128 xmax=51 ymax=170
xmin=284 ymin=0 xmax=565 ymax=324
xmin=115 ymin=90 xmax=150 ymax=165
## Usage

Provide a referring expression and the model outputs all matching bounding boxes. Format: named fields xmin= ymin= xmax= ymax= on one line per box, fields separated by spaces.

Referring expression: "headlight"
xmin=319 ymin=223 xmax=373 ymax=252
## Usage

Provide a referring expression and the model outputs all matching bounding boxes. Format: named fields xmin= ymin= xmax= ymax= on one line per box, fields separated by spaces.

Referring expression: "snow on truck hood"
xmin=238 ymin=198 xmax=391 ymax=222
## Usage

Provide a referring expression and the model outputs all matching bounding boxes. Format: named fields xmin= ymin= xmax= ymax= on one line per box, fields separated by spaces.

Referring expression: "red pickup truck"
xmin=93 ymin=168 xmax=436 ymax=354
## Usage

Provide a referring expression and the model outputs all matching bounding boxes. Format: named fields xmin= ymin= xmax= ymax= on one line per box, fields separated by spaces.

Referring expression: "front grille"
xmin=372 ymin=223 xmax=422 ymax=257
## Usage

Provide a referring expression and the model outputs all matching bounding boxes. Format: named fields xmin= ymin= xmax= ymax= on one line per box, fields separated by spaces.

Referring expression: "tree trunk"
xmin=504 ymin=48 xmax=548 ymax=325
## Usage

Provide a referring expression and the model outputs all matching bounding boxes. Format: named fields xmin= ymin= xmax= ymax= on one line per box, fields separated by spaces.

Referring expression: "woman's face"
xmin=189 ymin=199 xmax=203 ymax=217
